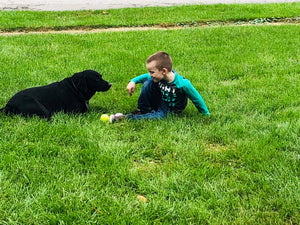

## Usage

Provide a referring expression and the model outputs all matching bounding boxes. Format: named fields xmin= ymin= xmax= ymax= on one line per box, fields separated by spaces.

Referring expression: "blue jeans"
xmin=127 ymin=79 xmax=169 ymax=120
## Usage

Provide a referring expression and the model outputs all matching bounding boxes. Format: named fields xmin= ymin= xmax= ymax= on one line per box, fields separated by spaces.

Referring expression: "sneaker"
xmin=131 ymin=109 xmax=143 ymax=115
xmin=109 ymin=114 xmax=116 ymax=123
xmin=109 ymin=113 xmax=124 ymax=123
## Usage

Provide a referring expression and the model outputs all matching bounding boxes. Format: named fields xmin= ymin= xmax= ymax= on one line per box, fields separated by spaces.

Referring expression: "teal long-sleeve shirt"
xmin=131 ymin=71 xmax=210 ymax=115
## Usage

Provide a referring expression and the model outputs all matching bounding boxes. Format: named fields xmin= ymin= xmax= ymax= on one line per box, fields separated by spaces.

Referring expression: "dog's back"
xmin=2 ymin=80 xmax=85 ymax=119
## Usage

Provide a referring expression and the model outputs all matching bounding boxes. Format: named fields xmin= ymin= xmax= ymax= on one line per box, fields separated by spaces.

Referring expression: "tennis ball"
xmin=100 ymin=114 xmax=110 ymax=122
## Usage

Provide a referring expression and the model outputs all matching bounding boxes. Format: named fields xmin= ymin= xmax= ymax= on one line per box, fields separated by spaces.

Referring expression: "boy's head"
xmin=146 ymin=51 xmax=174 ymax=83
xmin=146 ymin=51 xmax=172 ymax=72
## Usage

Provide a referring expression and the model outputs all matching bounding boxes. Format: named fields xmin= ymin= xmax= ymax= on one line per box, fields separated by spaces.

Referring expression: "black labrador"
xmin=0 ymin=70 xmax=111 ymax=119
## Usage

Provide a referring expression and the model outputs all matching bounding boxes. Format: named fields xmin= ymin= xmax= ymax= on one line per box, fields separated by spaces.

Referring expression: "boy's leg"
xmin=137 ymin=79 xmax=161 ymax=113
xmin=126 ymin=101 xmax=169 ymax=121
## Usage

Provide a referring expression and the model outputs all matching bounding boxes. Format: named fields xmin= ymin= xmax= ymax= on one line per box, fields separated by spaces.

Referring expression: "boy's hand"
xmin=127 ymin=81 xmax=136 ymax=96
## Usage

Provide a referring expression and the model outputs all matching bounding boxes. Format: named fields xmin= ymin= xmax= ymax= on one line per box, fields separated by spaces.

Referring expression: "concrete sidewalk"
xmin=0 ymin=0 xmax=299 ymax=11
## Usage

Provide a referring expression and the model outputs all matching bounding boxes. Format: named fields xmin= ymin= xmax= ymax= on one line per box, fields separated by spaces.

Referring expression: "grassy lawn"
xmin=1 ymin=2 xmax=300 ymax=31
xmin=0 ymin=3 xmax=299 ymax=224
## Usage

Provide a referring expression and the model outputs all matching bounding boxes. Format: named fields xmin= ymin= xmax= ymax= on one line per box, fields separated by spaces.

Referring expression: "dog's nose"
xmin=106 ymin=83 xmax=112 ymax=90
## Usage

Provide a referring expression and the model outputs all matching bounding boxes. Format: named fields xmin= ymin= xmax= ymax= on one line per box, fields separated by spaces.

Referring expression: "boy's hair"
xmin=146 ymin=51 xmax=172 ymax=72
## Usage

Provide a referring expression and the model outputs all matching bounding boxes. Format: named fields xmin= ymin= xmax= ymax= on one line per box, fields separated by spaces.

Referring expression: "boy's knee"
xmin=142 ymin=79 xmax=155 ymax=89
xmin=142 ymin=79 xmax=160 ymax=94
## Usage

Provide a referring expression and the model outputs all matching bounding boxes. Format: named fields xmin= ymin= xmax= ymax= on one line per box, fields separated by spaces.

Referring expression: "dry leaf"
xmin=137 ymin=195 xmax=147 ymax=202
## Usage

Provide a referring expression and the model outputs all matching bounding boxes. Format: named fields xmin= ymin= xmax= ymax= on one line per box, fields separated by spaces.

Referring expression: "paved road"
xmin=1 ymin=0 xmax=299 ymax=11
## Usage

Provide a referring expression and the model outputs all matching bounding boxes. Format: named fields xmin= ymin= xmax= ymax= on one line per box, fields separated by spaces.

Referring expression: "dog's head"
xmin=71 ymin=70 xmax=112 ymax=100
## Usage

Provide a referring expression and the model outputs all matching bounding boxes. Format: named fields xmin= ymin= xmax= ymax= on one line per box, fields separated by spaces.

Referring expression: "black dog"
xmin=0 ymin=70 xmax=111 ymax=119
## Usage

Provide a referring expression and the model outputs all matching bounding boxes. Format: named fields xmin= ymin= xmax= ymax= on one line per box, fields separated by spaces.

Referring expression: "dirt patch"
xmin=0 ymin=26 xmax=178 ymax=36
xmin=1 ymin=17 xmax=299 ymax=36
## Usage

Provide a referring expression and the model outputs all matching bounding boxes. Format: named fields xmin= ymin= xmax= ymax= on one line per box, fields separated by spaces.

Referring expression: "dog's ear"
xmin=72 ymin=71 xmax=88 ymax=94
xmin=83 ymin=70 xmax=112 ymax=92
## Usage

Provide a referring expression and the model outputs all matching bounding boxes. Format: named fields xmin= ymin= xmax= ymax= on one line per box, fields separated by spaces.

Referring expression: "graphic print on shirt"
xmin=158 ymin=81 xmax=177 ymax=107
xmin=158 ymin=81 xmax=188 ymax=113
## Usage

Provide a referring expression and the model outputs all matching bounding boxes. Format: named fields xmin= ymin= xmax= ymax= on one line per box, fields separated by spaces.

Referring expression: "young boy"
xmin=110 ymin=51 xmax=209 ymax=122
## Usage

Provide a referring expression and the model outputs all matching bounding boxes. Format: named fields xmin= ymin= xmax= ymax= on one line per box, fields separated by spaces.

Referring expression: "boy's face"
xmin=146 ymin=61 xmax=167 ymax=83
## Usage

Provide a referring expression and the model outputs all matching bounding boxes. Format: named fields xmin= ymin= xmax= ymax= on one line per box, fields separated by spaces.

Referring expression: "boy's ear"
xmin=162 ymin=68 xmax=168 ymax=75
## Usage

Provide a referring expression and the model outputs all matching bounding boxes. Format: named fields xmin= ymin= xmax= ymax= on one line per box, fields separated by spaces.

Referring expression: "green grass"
xmin=0 ymin=3 xmax=300 ymax=224
xmin=0 ymin=2 xmax=300 ymax=31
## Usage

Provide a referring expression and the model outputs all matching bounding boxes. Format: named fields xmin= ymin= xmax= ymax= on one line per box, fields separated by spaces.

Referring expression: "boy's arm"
xmin=127 ymin=73 xmax=152 ymax=96
xmin=183 ymin=80 xmax=210 ymax=115
xmin=130 ymin=73 xmax=151 ymax=84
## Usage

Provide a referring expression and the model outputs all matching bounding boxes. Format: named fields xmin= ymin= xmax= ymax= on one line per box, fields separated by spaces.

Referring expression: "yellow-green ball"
xmin=100 ymin=114 xmax=110 ymax=122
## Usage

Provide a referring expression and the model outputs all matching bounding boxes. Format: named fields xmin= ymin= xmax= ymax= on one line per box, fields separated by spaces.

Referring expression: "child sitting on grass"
xmin=110 ymin=51 xmax=209 ymax=122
